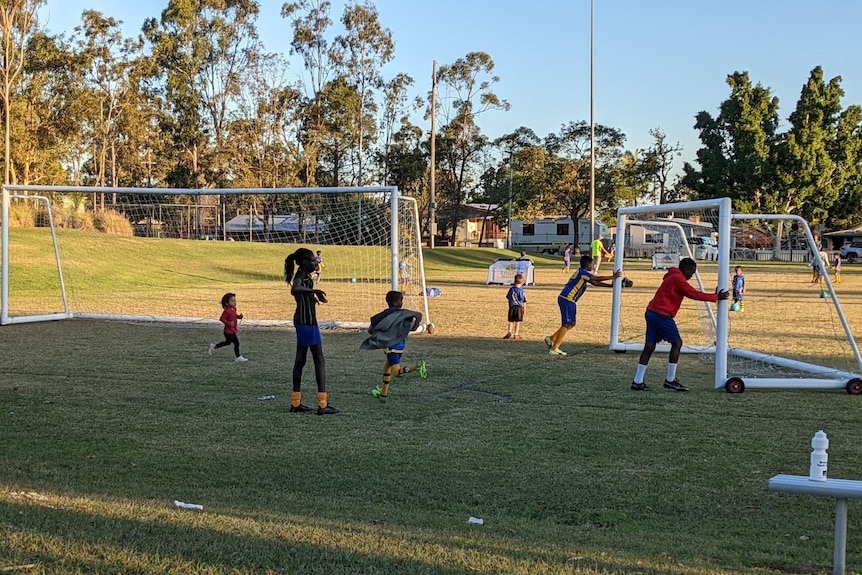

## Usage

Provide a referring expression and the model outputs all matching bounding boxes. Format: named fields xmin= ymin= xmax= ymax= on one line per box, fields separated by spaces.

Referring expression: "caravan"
xmin=510 ymin=217 xmax=608 ymax=255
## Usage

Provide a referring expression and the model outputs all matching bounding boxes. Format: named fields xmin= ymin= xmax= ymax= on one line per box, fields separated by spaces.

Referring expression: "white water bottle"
xmin=809 ymin=430 xmax=829 ymax=482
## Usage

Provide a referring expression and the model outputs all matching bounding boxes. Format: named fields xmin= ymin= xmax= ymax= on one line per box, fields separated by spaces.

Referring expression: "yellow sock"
xmin=317 ymin=392 xmax=327 ymax=409
xmin=552 ymin=327 xmax=568 ymax=349
xmin=381 ymin=383 xmax=390 ymax=396
xmin=399 ymin=365 xmax=417 ymax=376
xmin=291 ymin=391 xmax=302 ymax=408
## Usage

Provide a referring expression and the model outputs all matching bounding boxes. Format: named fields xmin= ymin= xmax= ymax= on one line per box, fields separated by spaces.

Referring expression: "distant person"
xmin=591 ymin=234 xmax=612 ymax=273
xmin=284 ymin=247 xmax=340 ymax=415
xmin=545 ymin=255 xmax=621 ymax=356
xmin=562 ymin=244 xmax=573 ymax=273
xmin=812 ymin=249 xmax=830 ymax=283
xmin=503 ymin=273 xmax=527 ymax=340
xmin=313 ymin=250 xmax=324 ymax=283
xmin=516 ymin=250 xmax=532 ymax=284
xmin=209 ymin=292 xmax=247 ymax=362
xmin=630 ymin=257 xmax=729 ymax=392
xmin=833 ymin=253 xmax=842 ymax=284
xmin=361 ymin=291 xmax=427 ymax=402
xmin=731 ymin=266 xmax=745 ymax=313
xmin=399 ymin=256 xmax=411 ymax=293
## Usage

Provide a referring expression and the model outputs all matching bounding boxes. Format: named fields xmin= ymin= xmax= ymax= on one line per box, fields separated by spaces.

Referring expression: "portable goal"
xmin=610 ymin=197 xmax=862 ymax=393
xmin=1 ymin=185 xmax=430 ymax=330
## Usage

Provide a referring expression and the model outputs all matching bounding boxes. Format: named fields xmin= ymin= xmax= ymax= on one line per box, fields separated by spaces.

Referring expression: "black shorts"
xmin=508 ymin=305 xmax=525 ymax=322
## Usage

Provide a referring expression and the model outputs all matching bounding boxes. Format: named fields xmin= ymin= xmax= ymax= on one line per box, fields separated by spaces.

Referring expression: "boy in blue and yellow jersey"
xmin=367 ymin=291 xmax=427 ymax=402
xmin=544 ymin=255 xmax=621 ymax=356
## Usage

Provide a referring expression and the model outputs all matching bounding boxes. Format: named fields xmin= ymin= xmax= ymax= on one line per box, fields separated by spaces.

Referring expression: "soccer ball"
xmin=820 ymin=291 xmax=829 ymax=299
xmin=730 ymin=303 xmax=740 ymax=312
xmin=426 ymin=323 xmax=436 ymax=334
xmin=350 ymin=277 xmax=357 ymax=283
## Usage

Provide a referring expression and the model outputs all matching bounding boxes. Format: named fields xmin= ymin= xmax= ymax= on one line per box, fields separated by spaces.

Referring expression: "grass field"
xmin=3 ymin=235 xmax=862 ymax=574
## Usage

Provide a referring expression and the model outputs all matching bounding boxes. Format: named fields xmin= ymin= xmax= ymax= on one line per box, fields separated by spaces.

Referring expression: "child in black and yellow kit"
xmin=362 ymin=291 xmax=427 ymax=402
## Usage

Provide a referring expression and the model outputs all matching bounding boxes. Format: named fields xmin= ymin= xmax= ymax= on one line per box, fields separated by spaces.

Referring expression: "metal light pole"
xmin=429 ymin=60 xmax=437 ymax=249
xmin=589 ymin=0 xmax=596 ymax=246
xmin=507 ymin=151 xmax=513 ymax=250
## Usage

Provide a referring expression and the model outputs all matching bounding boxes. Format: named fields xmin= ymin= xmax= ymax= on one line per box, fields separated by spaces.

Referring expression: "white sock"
xmin=666 ymin=363 xmax=678 ymax=382
xmin=634 ymin=364 xmax=648 ymax=384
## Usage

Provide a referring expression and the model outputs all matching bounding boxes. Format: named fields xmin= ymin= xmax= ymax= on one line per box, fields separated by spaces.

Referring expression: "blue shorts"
xmin=385 ymin=350 xmax=403 ymax=366
xmin=296 ymin=324 xmax=322 ymax=347
xmin=733 ymin=291 xmax=744 ymax=302
xmin=644 ymin=310 xmax=681 ymax=344
xmin=558 ymin=297 xmax=577 ymax=326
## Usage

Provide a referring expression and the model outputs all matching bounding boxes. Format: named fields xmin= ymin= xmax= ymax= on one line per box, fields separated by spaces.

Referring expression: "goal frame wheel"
xmin=846 ymin=378 xmax=862 ymax=395
xmin=725 ymin=377 xmax=745 ymax=394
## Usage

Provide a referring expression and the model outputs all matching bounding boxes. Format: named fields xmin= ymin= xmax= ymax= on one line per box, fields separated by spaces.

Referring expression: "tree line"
xmin=2 ymin=0 xmax=861 ymax=244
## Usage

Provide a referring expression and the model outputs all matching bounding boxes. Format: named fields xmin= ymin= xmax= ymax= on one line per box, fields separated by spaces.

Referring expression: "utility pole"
xmin=589 ymin=0 xmax=596 ymax=246
xmin=430 ymin=60 xmax=437 ymax=249
xmin=507 ymin=151 xmax=513 ymax=250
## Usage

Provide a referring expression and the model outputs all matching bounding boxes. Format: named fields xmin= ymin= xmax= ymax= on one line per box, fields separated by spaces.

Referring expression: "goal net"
xmin=1 ymin=185 xmax=430 ymax=330
xmin=610 ymin=198 xmax=862 ymax=393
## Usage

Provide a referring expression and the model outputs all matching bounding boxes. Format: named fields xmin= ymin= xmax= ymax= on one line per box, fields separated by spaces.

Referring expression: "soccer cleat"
xmin=317 ymin=405 xmax=341 ymax=415
xmin=544 ymin=336 xmax=554 ymax=348
xmin=631 ymin=382 xmax=653 ymax=391
xmin=235 ymin=356 xmax=249 ymax=363
xmin=371 ymin=387 xmax=387 ymax=402
xmin=289 ymin=404 xmax=313 ymax=413
xmin=418 ymin=360 xmax=428 ymax=379
xmin=208 ymin=343 xmax=215 ymax=356
xmin=502 ymin=333 xmax=512 ymax=339
xmin=549 ymin=348 xmax=568 ymax=356
xmin=663 ymin=379 xmax=690 ymax=392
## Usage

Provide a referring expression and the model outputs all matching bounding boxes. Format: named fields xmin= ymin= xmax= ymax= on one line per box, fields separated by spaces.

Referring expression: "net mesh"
xmin=2 ymin=187 xmax=429 ymax=329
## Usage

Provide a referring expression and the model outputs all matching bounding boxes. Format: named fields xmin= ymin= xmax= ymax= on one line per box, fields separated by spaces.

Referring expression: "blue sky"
xmin=40 ymin=0 xmax=862 ymax=179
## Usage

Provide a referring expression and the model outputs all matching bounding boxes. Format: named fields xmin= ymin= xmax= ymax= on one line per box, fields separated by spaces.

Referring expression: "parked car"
xmin=839 ymin=241 xmax=862 ymax=263
xmin=687 ymin=236 xmax=718 ymax=261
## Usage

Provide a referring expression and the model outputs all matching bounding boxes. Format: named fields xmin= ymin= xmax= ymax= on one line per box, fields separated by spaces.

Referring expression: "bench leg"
xmin=835 ymin=498 xmax=848 ymax=575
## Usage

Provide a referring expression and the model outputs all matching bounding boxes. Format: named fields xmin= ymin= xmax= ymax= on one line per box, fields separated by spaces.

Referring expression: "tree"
xmin=0 ymin=0 xmax=44 ymax=184
xmin=336 ymin=1 xmax=392 ymax=185
xmin=642 ymin=127 xmax=682 ymax=205
xmin=433 ymin=51 xmax=509 ymax=242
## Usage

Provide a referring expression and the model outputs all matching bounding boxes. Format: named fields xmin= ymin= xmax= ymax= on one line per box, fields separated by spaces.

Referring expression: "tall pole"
xmin=507 ymin=151 xmax=513 ymax=250
xmin=589 ymin=0 xmax=596 ymax=246
xmin=429 ymin=61 xmax=437 ymax=249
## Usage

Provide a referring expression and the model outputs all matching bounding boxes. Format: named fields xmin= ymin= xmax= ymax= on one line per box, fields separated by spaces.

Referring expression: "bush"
xmin=53 ymin=207 xmax=97 ymax=231
xmin=6 ymin=202 xmax=37 ymax=228
xmin=93 ymin=209 xmax=133 ymax=236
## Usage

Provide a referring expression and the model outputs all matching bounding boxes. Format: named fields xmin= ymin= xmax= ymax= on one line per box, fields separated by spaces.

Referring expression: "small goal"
xmin=1 ymin=185 xmax=430 ymax=330
xmin=610 ymin=197 xmax=862 ymax=393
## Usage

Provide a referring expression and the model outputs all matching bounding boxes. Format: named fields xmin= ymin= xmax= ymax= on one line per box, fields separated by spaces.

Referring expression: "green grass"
xmin=2 ymin=237 xmax=862 ymax=574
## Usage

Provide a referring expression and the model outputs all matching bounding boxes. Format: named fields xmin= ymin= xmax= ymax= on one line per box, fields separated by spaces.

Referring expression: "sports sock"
xmin=634 ymin=364 xmax=648 ymax=384
xmin=399 ymin=365 xmax=417 ymax=376
xmin=552 ymin=327 xmax=567 ymax=349
xmin=666 ymin=363 xmax=678 ymax=382
xmin=291 ymin=391 xmax=302 ymax=408
xmin=317 ymin=392 xmax=328 ymax=409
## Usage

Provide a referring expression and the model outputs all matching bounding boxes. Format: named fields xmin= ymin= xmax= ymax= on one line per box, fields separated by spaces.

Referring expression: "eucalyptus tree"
xmin=143 ymin=0 xmax=260 ymax=189
xmin=538 ymin=121 xmax=627 ymax=229
xmin=827 ymin=103 xmax=862 ymax=229
xmin=74 ymin=10 xmax=146 ymax=194
xmin=281 ymin=0 xmax=342 ymax=186
xmin=0 ymin=0 xmax=44 ymax=184
xmin=433 ymin=51 xmax=509 ymax=242
xmin=377 ymin=72 xmax=421 ymax=187
xmin=335 ymin=0 xmax=392 ymax=185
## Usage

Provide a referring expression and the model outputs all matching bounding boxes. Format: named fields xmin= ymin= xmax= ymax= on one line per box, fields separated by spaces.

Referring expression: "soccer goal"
xmin=1 ymin=185 xmax=430 ymax=330
xmin=610 ymin=197 xmax=862 ymax=393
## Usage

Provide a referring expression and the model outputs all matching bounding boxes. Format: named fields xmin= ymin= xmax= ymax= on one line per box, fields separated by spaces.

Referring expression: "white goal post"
xmin=1 ymin=185 xmax=431 ymax=330
xmin=610 ymin=197 xmax=862 ymax=393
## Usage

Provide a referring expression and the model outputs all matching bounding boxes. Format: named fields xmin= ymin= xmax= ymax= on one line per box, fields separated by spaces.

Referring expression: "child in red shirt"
xmin=209 ymin=292 xmax=247 ymax=362
xmin=631 ymin=258 xmax=728 ymax=391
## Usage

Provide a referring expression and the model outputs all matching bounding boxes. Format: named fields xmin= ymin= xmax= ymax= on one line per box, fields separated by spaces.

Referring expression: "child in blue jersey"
xmin=544 ymin=255 xmax=621 ymax=356
xmin=367 ymin=291 xmax=427 ymax=402
xmin=833 ymin=254 xmax=842 ymax=284
xmin=503 ymin=273 xmax=527 ymax=339
xmin=313 ymin=250 xmax=324 ymax=283
xmin=732 ymin=266 xmax=745 ymax=312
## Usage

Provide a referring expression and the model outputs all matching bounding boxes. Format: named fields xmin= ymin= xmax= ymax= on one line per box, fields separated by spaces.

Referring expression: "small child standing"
xmin=503 ymin=273 xmax=527 ymax=340
xmin=731 ymin=266 xmax=746 ymax=312
xmin=314 ymin=250 xmax=324 ymax=283
xmin=630 ymin=257 xmax=729 ymax=391
xmin=361 ymin=291 xmax=427 ymax=402
xmin=209 ymin=292 xmax=248 ymax=362
xmin=399 ymin=257 xmax=411 ymax=293
xmin=833 ymin=253 xmax=842 ymax=284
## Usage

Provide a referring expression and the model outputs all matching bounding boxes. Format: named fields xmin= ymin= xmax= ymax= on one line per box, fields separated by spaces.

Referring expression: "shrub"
xmin=93 ymin=209 xmax=133 ymax=236
xmin=7 ymin=201 xmax=37 ymax=228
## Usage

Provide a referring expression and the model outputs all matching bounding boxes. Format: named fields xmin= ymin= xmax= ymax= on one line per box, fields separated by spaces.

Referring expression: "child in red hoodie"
xmin=631 ymin=257 xmax=728 ymax=392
